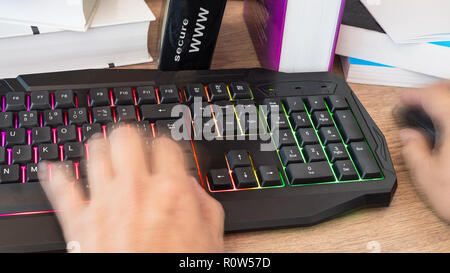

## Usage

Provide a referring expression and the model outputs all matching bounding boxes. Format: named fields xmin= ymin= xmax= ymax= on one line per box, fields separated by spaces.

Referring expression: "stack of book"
xmin=0 ymin=0 xmax=155 ymax=78
xmin=244 ymin=0 xmax=346 ymax=73
xmin=337 ymin=0 xmax=450 ymax=88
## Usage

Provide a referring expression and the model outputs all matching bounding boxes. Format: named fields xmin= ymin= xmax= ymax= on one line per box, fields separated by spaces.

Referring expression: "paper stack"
xmin=337 ymin=0 xmax=450 ymax=88
xmin=0 ymin=0 xmax=155 ymax=78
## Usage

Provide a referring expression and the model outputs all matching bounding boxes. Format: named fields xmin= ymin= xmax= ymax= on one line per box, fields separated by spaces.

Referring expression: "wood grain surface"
xmin=120 ymin=0 xmax=449 ymax=252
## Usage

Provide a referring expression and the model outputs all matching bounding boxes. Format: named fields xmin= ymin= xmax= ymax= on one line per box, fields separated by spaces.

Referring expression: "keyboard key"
xmin=325 ymin=143 xmax=348 ymax=162
xmin=30 ymin=91 xmax=51 ymax=110
xmin=0 ymin=112 xmax=13 ymax=129
xmin=261 ymin=98 xmax=282 ymax=115
xmin=136 ymin=86 xmax=157 ymax=105
xmin=285 ymin=162 xmax=334 ymax=185
xmin=207 ymin=169 xmax=233 ymax=190
xmin=89 ymin=88 xmax=110 ymax=106
xmin=296 ymin=128 xmax=319 ymax=146
xmin=57 ymin=125 xmax=77 ymax=144
xmin=318 ymin=127 xmax=341 ymax=145
xmin=32 ymin=127 xmax=52 ymax=145
xmin=235 ymin=102 xmax=257 ymax=119
xmin=233 ymin=167 xmax=258 ymax=188
xmin=229 ymin=82 xmax=252 ymax=100
xmin=136 ymin=121 xmax=152 ymax=137
xmin=193 ymin=118 xmax=217 ymax=138
xmin=226 ymin=150 xmax=251 ymax=169
xmin=211 ymin=101 xmax=234 ymax=116
xmin=208 ymin=83 xmax=229 ymax=101
xmin=305 ymin=96 xmax=326 ymax=113
xmin=326 ymin=95 xmax=348 ymax=112
xmin=5 ymin=128 xmax=26 ymax=147
xmin=55 ymin=161 xmax=74 ymax=178
xmin=116 ymin=106 xmax=137 ymax=122
xmin=333 ymin=160 xmax=358 ymax=181
xmin=267 ymin=113 xmax=289 ymax=130
xmin=257 ymin=165 xmax=282 ymax=187
xmin=43 ymin=109 xmax=64 ymax=127
xmin=64 ymin=142 xmax=84 ymax=160
xmin=279 ymin=146 xmax=303 ymax=166
xmin=68 ymin=108 xmax=88 ymax=125
xmin=311 ymin=111 xmax=334 ymax=129
xmin=82 ymin=123 xmax=102 ymax=141
xmin=303 ymin=145 xmax=326 ymax=162
xmin=0 ymin=164 xmax=20 ymax=183
xmin=185 ymin=84 xmax=207 ymax=102
xmin=333 ymin=110 xmax=364 ymax=144
xmin=348 ymin=142 xmax=381 ymax=179
xmin=12 ymin=145 xmax=32 ymax=164
xmin=38 ymin=143 xmax=59 ymax=161
xmin=5 ymin=92 xmax=26 ymax=111
xmin=289 ymin=112 xmax=311 ymax=130
xmin=26 ymin=163 xmax=39 ymax=182
xmin=18 ymin=111 xmax=39 ymax=128
xmin=140 ymin=103 xmax=182 ymax=122
xmin=113 ymin=87 xmax=134 ymax=105
xmin=190 ymin=101 xmax=210 ymax=119
xmin=159 ymin=84 xmax=179 ymax=103
xmin=92 ymin=107 xmax=113 ymax=124
xmin=283 ymin=97 xmax=305 ymax=114
xmin=155 ymin=119 xmax=178 ymax=137
xmin=216 ymin=113 xmax=240 ymax=136
xmin=54 ymin=90 xmax=75 ymax=109
xmin=273 ymin=129 xmax=296 ymax=149
xmin=240 ymin=114 xmax=259 ymax=134
xmin=106 ymin=122 xmax=123 ymax=136
xmin=0 ymin=147 xmax=5 ymax=164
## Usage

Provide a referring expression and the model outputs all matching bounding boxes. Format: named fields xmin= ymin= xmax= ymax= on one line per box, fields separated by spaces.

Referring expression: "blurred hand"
xmin=38 ymin=127 xmax=225 ymax=252
xmin=399 ymin=82 xmax=450 ymax=223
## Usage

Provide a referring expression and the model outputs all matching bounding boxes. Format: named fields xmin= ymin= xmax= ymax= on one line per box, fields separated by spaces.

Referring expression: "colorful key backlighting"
xmin=0 ymin=80 xmax=383 ymax=215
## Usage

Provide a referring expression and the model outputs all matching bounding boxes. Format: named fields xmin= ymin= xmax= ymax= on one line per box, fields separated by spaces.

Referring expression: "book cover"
xmin=158 ymin=0 xmax=227 ymax=71
xmin=243 ymin=0 xmax=288 ymax=71
xmin=244 ymin=0 xmax=345 ymax=72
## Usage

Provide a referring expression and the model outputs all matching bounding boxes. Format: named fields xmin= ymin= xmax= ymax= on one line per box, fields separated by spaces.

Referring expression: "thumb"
xmin=400 ymin=128 xmax=433 ymax=182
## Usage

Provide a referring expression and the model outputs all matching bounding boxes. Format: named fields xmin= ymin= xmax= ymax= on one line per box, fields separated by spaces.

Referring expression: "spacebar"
xmin=285 ymin=162 xmax=335 ymax=185
xmin=0 ymin=183 xmax=51 ymax=215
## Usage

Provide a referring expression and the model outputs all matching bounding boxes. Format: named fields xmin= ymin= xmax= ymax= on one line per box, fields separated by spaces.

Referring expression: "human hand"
xmin=399 ymin=82 xmax=450 ymax=223
xmin=38 ymin=127 xmax=225 ymax=252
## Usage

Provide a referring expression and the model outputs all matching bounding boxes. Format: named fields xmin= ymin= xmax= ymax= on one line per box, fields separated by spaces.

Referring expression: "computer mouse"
xmin=393 ymin=106 xmax=437 ymax=148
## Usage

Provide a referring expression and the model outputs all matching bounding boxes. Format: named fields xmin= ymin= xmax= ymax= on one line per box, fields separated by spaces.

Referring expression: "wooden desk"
xmin=124 ymin=0 xmax=449 ymax=252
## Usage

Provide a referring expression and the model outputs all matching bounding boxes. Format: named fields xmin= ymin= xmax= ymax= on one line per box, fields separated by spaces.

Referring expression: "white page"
xmin=0 ymin=0 xmax=98 ymax=31
xmin=361 ymin=0 xmax=450 ymax=43
xmin=0 ymin=0 xmax=155 ymax=39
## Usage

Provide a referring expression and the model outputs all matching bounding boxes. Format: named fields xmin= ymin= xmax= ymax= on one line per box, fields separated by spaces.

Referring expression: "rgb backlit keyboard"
xmin=0 ymin=68 xmax=396 ymax=252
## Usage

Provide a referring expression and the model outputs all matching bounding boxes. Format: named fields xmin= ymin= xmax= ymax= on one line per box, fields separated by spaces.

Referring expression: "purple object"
xmin=244 ymin=0 xmax=346 ymax=72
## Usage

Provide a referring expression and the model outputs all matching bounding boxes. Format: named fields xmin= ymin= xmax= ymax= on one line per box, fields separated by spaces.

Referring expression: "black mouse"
xmin=393 ymin=106 xmax=437 ymax=148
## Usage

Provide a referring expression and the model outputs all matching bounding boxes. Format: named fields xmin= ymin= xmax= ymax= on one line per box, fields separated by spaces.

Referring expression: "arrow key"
xmin=207 ymin=169 xmax=233 ymax=191
xmin=233 ymin=167 xmax=258 ymax=189
xmin=258 ymin=165 xmax=282 ymax=187
xmin=226 ymin=150 xmax=251 ymax=169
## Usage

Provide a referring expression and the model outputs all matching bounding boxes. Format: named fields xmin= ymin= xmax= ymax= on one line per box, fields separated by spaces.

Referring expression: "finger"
xmin=87 ymin=134 xmax=114 ymax=197
xmin=38 ymin=162 xmax=84 ymax=228
xmin=191 ymin=177 xmax=225 ymax=235
xmin=400 ymin=129 xmax=434 ymax=185
xmin=400 ymin=83 xmax=450 ymax=129
xmin=109 ymin=126 xmax=148 ymax=178
xmin=150 ymin=137 xmax=187 ymax=177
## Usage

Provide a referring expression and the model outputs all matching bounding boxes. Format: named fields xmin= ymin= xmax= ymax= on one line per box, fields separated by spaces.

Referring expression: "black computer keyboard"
xmin=0 ymin=68 xmax=396 ymax=252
